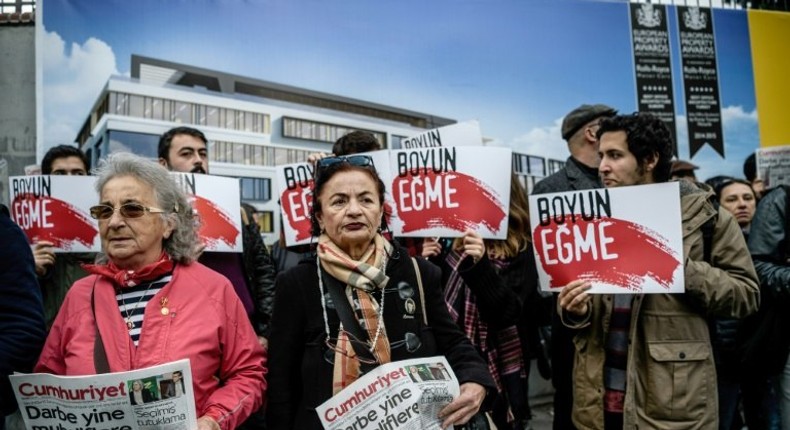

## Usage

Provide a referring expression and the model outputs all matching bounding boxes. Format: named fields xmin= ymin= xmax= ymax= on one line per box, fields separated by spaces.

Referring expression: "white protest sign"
xmin=400 ymin=120 xmax=482 ymax=148
xmin=171 ymin=173 xmax=242 ymax=252
xmin=756 ymin=145 xmax=790 ymax=188
xmin=528 ymin=182 xmax=684 ymax=294
xmin=11 ymin=359 xmax=198 ymax=430
xmin=275 ymin=129 xmax=510 ymax=246
xmin=276 ymin=161 xmax=315 ymax=247
xmin=8 ymin=175 xmax=101 ymax=252
xmin=390 ymin=146 xmax=511 ymax=239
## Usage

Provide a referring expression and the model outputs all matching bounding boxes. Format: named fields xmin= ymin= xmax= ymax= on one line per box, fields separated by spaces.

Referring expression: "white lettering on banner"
xmin=539 ymin=222 xmax=619 ymax=265
xmin=12 ymin=199 xmax=54 ymax=229
xmin=287 ymin=187 xmax=312 ymax=222
xmin=397 ymin=174 xmax=459 ymax=212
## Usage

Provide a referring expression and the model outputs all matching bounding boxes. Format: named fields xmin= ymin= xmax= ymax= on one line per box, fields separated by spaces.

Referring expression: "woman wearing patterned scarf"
xmin=267 ymin=154 xmax=495 ymax=430
xmin=35 ymin=153 xmax=266 ymax=430
xmin=423 ymin=174 xmax=541 ymax=430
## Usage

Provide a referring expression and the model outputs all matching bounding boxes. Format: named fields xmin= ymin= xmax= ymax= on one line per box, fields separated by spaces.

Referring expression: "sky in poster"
xmin=41 ymin=0 xmax=758 ymax=180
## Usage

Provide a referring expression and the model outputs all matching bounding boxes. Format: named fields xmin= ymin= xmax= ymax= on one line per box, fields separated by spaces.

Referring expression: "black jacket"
xmin=745 ymin=186 xmax=790 ymax=375
xmin=241 ymin=223 xmax=277 ymax=337
xmin=266 ymin=245 xmax=496 ymax=430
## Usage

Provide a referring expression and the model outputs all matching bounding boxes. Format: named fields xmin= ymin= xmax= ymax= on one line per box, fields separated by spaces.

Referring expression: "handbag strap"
xmin=411 ymin=257 xmax=428 ymax=325
xmin=321 ymin=269 xmax=378 ymax=372
xmin=91 ymin=280 xmax=110 ymax=374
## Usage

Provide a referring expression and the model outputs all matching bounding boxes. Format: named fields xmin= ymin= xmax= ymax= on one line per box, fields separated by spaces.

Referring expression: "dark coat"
xmin=746 ymin=186 xmax=790 ymax=375
xmin=0 ymin=204 xmax=47 ymax=415
xmin=531 ymin=156 xmax=602 ymax=195
xmin=266 ymin=245 xmax=496 ymax=430
xmin=241 ymin=223 xmax=277 ymax=337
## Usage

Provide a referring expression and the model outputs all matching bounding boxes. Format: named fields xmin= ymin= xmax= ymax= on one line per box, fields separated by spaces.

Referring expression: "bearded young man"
xmin=558 ymin=113 xmax=759 ymax=430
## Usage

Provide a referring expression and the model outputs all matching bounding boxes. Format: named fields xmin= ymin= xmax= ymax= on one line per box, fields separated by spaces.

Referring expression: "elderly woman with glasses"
xmin=267 ymin=155 xmax=495 ymax=430
xmin=35 ymin=153 xmax=266 ymax=430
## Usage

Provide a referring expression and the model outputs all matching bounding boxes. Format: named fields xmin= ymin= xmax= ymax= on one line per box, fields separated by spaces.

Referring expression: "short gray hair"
xmin=93 ymin=152 xmax=198 ymax=265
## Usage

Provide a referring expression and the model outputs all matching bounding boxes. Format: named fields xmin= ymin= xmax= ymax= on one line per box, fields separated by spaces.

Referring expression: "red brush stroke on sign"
xmin=532 ymin=217 xmax=681 ymax=291
xmin=280 ymin=182 xmax=314 ymax=242
xmin=10 ymin=194 xmax=97 ymax=250
xmin=192 ymin=195 xmax=240 ymax=249
xmin=392 ymin=170 xmax=506 ymax=234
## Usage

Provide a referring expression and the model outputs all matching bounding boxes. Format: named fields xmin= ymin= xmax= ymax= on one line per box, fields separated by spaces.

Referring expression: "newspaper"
xmin=10 ymin=360 xmax=197 ymax=430
xmin=317 ymin=356 xmax=459 ymax=430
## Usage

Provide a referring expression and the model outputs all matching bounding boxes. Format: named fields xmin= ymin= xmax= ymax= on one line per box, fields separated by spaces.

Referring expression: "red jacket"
xmin=36 ymin=262 xmax=266 ymax=430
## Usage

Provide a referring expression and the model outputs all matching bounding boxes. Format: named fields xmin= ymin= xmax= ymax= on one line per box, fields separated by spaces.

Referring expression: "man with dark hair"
xmin=158 ymin=126 xmax=276 ymax=344
xmin=558 ymin=112 xmax=759 ymax=429
xmin=531 ymin=103 xmax=616 ymax=430
xmin=33 ymin=145 xmax=94 ymax=328
xmin=158 ymin=126 xmax=209 ymax=174
xmin=332 ymin=130 xmax=381 ymax=155
xmin=41 ymin=144 xmax=89 ymax=175
xmin=1 ymin=203 xmax=46 ymax=429
xmin=159 ymin=126 xmax=273 ymax=430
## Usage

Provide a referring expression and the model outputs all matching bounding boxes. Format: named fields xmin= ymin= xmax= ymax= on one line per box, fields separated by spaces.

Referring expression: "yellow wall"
xmin=749 ymin=10 xmax=790 ymax=147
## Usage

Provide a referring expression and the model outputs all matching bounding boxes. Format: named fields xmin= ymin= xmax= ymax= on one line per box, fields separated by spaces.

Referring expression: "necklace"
xmin=119 ymin=282 xmax=156 ymax=331
xmin=317 ymin=255 xmax=387 ymax=356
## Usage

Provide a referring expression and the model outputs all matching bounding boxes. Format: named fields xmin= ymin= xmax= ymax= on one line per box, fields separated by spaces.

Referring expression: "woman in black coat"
xmin=266 ymin=155 xmax=495 ymax=430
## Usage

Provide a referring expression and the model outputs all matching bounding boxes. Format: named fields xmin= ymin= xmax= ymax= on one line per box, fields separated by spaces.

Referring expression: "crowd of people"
xmin=1 ymin=107 xmax=789 ymax=430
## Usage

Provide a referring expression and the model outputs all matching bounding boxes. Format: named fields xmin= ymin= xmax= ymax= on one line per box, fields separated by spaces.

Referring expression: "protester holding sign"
xmin=267 ymin=154 xmax=495 ymax=429
xmin=158 ymin=126 xmax=277 ymax=350
xmin=32 ymin=145 xmax=96 ymax=329
xmin=35 ymin=153 xmax=266 ymax=430
xmin=557 ymin=113 xmax=758 ymax=429
xmin=426 ymin=174 xmax=542 ymax=430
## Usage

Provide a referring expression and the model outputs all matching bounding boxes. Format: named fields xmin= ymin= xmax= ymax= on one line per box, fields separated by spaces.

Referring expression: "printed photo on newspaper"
xmin=317 ymin=356 xmax=459 ymax=430
xmin=10 ymin=359 xmax=197 ymax=430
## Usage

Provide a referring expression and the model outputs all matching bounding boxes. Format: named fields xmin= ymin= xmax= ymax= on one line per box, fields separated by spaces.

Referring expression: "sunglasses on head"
xmin=316 ymin=155 xmax=375 ymax=172
xmin=89 ymin=203 xmax=166 ymax=220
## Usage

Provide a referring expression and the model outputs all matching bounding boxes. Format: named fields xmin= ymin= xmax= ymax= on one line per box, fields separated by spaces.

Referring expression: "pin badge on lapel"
xmin=404 ymin=298 xmax=416 ymax=315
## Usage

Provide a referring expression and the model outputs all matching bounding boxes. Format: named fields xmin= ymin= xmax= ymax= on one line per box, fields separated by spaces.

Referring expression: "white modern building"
xmin=77 ymin=55 xmax=559 ymax=243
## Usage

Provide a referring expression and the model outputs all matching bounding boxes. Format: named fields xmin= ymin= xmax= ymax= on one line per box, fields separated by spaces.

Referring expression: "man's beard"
xmin=191 ymin=166 xmax=207 ymax=174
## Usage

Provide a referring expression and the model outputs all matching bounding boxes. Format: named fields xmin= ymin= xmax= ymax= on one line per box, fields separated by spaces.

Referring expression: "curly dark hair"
xmin=310 ymin=162 xmax=387 ymax=237
xmin=332 ymin=131 xmax=381 ymax=156
xmin=596 ymin=112 xmax=674 ymax=183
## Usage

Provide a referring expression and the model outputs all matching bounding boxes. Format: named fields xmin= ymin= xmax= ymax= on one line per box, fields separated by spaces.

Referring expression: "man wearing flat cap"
xmin=670 ymin=159 xmax=699 ymax=181
xmin=533 ymin=104 xmax=617 ymax=194
xmin=531 ymin=103 xmax=616 ymax=430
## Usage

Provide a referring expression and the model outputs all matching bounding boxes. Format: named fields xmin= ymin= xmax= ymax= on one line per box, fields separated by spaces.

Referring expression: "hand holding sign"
xmin=558 ymin=280 xmax=593 ymax=317
xmin=459 ymin=229 xmax=485 ymax=264
xmin=32 ymin=241 xmax=56 ymax=276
